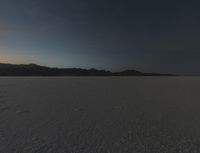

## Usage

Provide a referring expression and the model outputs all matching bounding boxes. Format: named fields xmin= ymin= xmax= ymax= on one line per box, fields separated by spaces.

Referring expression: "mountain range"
xmin=0 ymin=63 xmax=176 ymax=76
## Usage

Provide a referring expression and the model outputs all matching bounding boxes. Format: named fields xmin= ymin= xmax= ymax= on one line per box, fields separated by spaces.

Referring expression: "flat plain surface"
xmin=0 ymin=77 xmax=200 ymax=153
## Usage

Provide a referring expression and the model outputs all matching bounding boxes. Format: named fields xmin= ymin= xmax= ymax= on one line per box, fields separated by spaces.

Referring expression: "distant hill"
xmin=0 ymin=63 xmax=176 ymax=76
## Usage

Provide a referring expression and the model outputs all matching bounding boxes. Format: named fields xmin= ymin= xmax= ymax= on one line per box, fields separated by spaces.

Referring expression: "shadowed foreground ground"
xmin=0 ymin=77 xmax=200 ymax=153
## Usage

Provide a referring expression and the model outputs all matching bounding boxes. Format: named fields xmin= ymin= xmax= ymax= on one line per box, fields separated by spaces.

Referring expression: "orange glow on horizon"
xmin=0 ymin=52 xmax=33 ymax=65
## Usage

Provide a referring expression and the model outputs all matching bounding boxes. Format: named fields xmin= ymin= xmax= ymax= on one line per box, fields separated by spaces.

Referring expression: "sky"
xmin=0 ymin=0 xmax=200 ymax=74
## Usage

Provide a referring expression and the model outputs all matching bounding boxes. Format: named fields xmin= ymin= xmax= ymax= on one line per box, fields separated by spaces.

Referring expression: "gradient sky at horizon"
xmin=0 ymin=0 xmax=200 ymax=74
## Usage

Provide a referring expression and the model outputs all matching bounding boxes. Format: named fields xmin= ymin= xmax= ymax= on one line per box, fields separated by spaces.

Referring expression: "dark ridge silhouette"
xmin=0 ymin=63 xmax=177 ymax=76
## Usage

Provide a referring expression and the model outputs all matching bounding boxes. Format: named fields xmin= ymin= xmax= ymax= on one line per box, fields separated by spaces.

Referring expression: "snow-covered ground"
xmin=0 ymin=77 xmax=200 ymax=153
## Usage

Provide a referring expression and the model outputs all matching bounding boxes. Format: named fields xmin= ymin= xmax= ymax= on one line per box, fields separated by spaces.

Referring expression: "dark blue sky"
xmin=0 ymin=0 xmax=200 ymax=74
